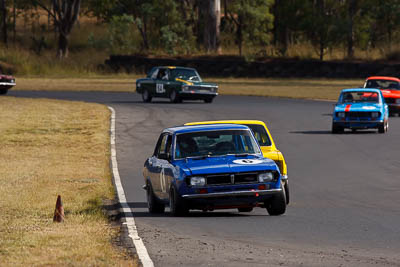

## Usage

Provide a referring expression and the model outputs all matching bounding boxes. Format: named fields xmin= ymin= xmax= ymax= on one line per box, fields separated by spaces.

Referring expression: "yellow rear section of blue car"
xmin=184 ymin=120 xmax=289 ymax=204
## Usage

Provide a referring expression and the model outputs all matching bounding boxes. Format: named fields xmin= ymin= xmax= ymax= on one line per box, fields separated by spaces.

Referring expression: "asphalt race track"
xmin=10 ymin=91 xmax=400 ymax=266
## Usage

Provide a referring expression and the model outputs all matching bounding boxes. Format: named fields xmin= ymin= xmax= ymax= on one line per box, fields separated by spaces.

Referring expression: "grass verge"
xmin=14 ymin=76 xmax=364 ymax=101
xmin=0 ymin=97 xmax=137 ymax=266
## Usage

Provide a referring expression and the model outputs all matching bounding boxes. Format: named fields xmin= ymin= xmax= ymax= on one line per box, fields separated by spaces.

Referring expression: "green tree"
xmin=304 ymin=0 xmax=341 ymax=61
xmin=227 ymin=0 xmax=274 ymax=56
xmin=33 ymin=0 xmax=81 ymax=58
xmin=272 ymin=0 xmax=310 ymax=56
xmin=367 ymin=0 xmax=400 ymax=52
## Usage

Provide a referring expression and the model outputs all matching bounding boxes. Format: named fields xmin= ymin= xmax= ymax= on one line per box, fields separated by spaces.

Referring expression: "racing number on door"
xmin=156 ymin=83 xmax=165 ymax=94
xmin=160 ymin=168 xmax=166 ymax=192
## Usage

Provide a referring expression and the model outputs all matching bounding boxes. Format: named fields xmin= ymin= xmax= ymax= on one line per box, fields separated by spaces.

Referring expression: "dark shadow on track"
xmin=290 ymin=130 xmax=332 ymax=135
xmin=291 ymin=130 xmax=379 ymax=135
xmin=121 ymin=202 xmax=267 ymax=218
xmin=109 ymin=100 xmax=207 ymax=105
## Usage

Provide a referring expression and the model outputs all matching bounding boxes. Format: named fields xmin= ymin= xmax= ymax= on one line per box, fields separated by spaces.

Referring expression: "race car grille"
xmin=205 ymin=173 xmax=258 ymax=186
xmin=190 ymin=86 xmax=217 ymax=92
xmin=206 ymin=174 xmax=231 ymax=185
xmin=345 ymin=112 xmax=371 ymax=119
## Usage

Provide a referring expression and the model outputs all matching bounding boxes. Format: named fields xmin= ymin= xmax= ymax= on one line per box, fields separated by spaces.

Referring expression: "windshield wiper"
xmin=226 ymin=153 xmax=250 ymax=157
xmin=185 ymin=155 xmax=210 ymax=160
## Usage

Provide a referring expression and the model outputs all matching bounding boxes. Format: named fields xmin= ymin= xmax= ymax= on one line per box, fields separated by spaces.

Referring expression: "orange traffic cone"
xmin=53 ymin=195 xmax=64 ymax=222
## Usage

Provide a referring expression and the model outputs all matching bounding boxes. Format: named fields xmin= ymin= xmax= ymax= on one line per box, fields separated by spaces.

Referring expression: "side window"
xmin=154 ymin=134 xmax=172 ymax=158
xmin=157 ymin=68 xmax=169 ymax=80
xmin=151 ymin=68 xmax=159 ymax=79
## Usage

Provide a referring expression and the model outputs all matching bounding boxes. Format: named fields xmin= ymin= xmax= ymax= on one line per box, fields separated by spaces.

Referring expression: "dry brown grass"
xmin=214 ymin=77 xmax=364 ymax=100
xmin=0 ymin=97 xmax=137 ymax=266
xmin=14 ymin=76 xmax=364 ymax=101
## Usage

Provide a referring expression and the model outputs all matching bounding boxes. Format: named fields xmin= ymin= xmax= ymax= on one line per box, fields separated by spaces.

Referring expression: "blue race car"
xmin=332 ymin=88 xmax=389 ymax=133
xmin=143 ymin=124 xmax=286 ymax=216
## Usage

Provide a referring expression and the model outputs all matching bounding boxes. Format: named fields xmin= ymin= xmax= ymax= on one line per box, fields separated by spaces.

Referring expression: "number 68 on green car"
xmin=136 ymin=66 xmax=218 ymax=103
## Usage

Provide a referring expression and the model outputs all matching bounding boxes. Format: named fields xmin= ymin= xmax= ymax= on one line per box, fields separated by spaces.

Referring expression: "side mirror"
xmin=158 ymin=153 xmax=170 ymax=161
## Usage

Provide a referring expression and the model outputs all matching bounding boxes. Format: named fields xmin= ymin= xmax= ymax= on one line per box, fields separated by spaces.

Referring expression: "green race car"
xmin=136 ymin=66 xmax=218 ymax=103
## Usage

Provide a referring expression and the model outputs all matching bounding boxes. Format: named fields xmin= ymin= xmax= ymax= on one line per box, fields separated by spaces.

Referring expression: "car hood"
xmin=335 ymin=103 xmax=382 ymax=112
xmin=175 ymin=155 xmax=278 ymax=176
xmin=175 ymin=78 xmax=217 ymax=87
xmin=381 ymin=90 xmax=400 ymax=98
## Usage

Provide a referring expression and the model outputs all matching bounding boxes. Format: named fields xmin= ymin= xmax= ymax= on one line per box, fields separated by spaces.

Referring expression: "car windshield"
xmin=365 ymin=79 xmax=400 ymax=90
xmin=175 ymin=130 xmax=261 ymax=159
xmin=244 ymin=124 xmax=272 ymax=146
xmin=170 ymin=69 xmax=202 ymax=82
xmin=340 ymin=91 xmax=380 ymax=104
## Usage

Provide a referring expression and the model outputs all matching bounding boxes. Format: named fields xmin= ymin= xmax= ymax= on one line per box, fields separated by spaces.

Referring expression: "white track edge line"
xmin=108 ymin=106 xmax=154 ymax=267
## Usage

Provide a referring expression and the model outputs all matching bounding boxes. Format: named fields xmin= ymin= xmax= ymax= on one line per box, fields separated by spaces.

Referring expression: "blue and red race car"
xmin=142 ymin=124 xmax=286 ymax=216
xmin=332 ymin=88 xmax=389 ymax=133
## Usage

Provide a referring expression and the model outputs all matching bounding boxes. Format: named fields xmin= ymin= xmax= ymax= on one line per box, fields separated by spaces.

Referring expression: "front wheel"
xmin=332 ymin=124 xmax=344 ymax=134
xmin=378 ymin=121 xmax=388 ymax=134
xmin=142 ymin=89 xmax=152 ymax=103
xmin=169 ymin=186 xmax=188 ymax=216
xmin=265 ymin=184 xmax=286 ymax=216
xmin=284 ymin=181 xmax=290 ymax=205
xmin=0 ymin=89 xmax=8 ymax=95
xmin=169 ymin=90 xmax=181 ymax=103
xmin=146 ymin=183 xmax=165 ymax=213
xmin=238 ymin=207 xmax=253 ymax=212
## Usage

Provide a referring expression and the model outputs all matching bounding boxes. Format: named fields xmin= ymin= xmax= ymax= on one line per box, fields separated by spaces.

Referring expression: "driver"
xmin=177 ymin=136 xmax=198 ymax=157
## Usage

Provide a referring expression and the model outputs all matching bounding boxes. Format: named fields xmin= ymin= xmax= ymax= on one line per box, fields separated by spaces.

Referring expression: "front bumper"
xmin=333 ymin=119 xmax=383 ymax=129
xmin=0 ymin=82 xmax=16 ymax=89
xmin=182 ymin=188 xmax=281 ymax=199
xmin=178 ymin=91 xmax=218 ymax=100
xmin=182 ymin=188 xmax=281 ymax=210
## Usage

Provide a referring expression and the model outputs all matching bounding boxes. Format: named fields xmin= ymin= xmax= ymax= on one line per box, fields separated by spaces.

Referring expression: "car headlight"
xmin=190 ymin=176 xmax=206 ymax=186
xmin=371 ymin=112 xmax=380 ymax=118
xmin=396 ymin=99 xmax=400 ymax=104
xmin=182 ymin=85 xmax=189 ymax=91
xmin=258 ymin=172 xmax=276 ymax=182
xmin=136 ymin=83 xmax=141 ymax=88
xmin=337 ymin=112 xmax=345 ymax=118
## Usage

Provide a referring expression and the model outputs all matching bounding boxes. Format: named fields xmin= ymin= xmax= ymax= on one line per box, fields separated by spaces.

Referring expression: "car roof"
xmin=341 ymin=88 xmax=381 ymax=93
xmin=185 ymin=120 xmax=266 ymax=126
xmin=164 ymin=124 xmax=250 ymax=134
xmin=366 ymin=76 xmax=400 ymax=82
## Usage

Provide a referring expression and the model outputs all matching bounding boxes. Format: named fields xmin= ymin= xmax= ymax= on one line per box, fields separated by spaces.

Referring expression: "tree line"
xmin=0 ymin=0 xmax=399 ymax=60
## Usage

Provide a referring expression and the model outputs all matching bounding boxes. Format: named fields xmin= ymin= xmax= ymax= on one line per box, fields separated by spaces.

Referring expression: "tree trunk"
xmin=13 ymin=0 xmax=16 ymax=43
xmin=203 ymin=0 xmax=220 ymax=53
xmin=58 ymin=32 xmax=68 ymax=59
xmin=237 ymin=15 xmax=243 ymax=56
xmin=1 ymin=0 xmax=7 ymax=46
xmin=347 ymin=0 xmax=357 ymax=59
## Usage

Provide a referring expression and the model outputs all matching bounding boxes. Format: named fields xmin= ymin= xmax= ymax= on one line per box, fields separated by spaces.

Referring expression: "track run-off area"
xmin=10 ymin=91 xmax=400 ymax=267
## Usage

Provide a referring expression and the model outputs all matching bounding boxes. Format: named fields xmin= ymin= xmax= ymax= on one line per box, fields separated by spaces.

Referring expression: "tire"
xmin=204 ymin=98 xmax=213 ymax=103
xmin=378 ymin=121 xmax=388 ymax=134
xmin=169 ymin=186 xmax=188 ymax=216
xmin=146 ymin=183 xmax=165 ymax=213
xmin=0 ymin=89 xmax=8 ymax=95
xmin=142 ymin=89 xmax=152 ymax=103
xmin=238 ymin=207 xmax=253 ymax=212
xmin=265 ymin=184 xmax=286 ymax=216
xmin=169 ymin=90 xmax=181 ymax=103
xmin=284 ymin=181 xmax=290 ymax=205
xmin=332 ymin=124 xmax=343 ymax=134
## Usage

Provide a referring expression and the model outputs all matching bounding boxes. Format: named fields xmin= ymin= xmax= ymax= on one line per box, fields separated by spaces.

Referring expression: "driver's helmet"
xmin=177 ymin=136 xmax=198 ymax=156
